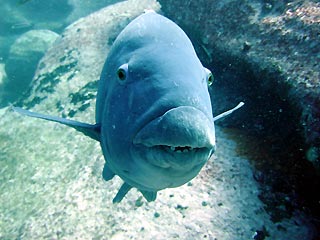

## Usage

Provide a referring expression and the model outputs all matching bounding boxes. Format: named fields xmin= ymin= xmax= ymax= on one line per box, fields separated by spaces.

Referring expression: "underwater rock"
xmin=7 ymin=29 xmax=59 ymax=58
xmin=0 ymin=63 xmax=6 ymax=85
xmin=3 ymin=29 xmax=59 ymax=105
xmin=0 ymin=0 xmax=316 ymax=239
xmin=159 ymin=0 xmax=320 ymax=168
xmin=159 ymin=0 xmax=320 ymax=229
xmin=19 ymin=0 xmax=160 ymax=116
xmin=0 ymin=63 xmax=7 ymax=103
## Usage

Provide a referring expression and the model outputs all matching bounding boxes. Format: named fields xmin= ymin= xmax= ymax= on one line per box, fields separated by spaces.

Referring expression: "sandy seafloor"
xmin=0 ymin=0 xmax=318 ymax=239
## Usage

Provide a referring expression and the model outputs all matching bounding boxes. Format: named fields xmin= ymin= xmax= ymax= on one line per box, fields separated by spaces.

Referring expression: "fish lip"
xmin=132 ymin=106 xmax=216 ymax=169
xmin=133 ymin=106 xmax=215 ymax=149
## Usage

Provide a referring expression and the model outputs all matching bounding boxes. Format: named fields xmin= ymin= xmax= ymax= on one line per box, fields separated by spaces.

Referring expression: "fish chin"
xmin=129 ymin=144 xmax=211 ymax=190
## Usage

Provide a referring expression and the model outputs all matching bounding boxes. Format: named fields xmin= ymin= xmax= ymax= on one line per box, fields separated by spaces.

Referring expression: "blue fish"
xmin=13 ymin=12 xmax=243 ymax=203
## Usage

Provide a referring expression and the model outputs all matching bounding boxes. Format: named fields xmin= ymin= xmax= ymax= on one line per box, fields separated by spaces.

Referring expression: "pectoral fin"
xmin=102 ymin=163 xmax=115 ymax=181
xmin=113 ymin=182 xmax=132 ymax=203
xmin=140 ymin=190 xmax=157 ymax=202
xmin=12 ymin=107 xmax=101 ymax=141
xmin=213 ymin=102 xmax=244 ymax=122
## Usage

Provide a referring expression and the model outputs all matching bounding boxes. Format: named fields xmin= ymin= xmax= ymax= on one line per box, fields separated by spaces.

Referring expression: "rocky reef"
xmin=158 ymin=0 xmax=320 ymax=231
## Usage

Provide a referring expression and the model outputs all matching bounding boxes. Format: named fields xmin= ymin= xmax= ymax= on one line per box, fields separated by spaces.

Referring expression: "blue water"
xmin=0 ymin=0 xmax=119 ymax=107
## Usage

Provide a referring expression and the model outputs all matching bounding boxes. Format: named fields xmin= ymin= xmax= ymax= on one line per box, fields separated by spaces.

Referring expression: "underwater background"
xmin=0 ymin=0 xmax=319 ymax=239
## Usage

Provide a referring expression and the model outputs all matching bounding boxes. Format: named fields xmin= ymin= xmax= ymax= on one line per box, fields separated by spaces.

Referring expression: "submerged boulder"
xmin=158 ymin=0 xmax=320 ymax=231
xmin=0 ymin=63 xmax=7 ymax=102
xmin=159 ymin=0 xmax=320 ymax=167
xmin=0 ymin=63 xmax=6 ymax=85
xmin=3 ymin=29 xmax=59 ymax=105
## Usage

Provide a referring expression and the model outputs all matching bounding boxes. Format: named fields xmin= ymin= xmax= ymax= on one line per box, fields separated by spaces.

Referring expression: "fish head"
xmin=96 ymin=12 xmax=215 ymax=192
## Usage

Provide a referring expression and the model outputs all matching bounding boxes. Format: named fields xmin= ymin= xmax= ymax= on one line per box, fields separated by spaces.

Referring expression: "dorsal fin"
xmin=12 ymin=107 xmax=101 ymax=141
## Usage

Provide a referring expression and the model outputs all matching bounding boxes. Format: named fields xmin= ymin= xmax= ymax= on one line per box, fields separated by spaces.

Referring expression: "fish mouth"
xmin=132 ymin=106 xmax=216 ymax=170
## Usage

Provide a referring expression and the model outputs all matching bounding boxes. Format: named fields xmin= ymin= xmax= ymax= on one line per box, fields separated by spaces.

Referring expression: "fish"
xmin=11 ymin=22 xmax=34 ymax=30
xmin=13 ymin=12 xmax=244 ymax=203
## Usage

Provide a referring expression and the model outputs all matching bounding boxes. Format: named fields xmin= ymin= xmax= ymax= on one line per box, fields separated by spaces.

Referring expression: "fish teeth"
xmin=166 ymin=146 xmax=195 ymax=153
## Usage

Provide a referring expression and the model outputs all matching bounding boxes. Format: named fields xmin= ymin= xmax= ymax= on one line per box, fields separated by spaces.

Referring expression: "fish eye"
xmin=204 ymin=68 xmax=214 ymax=86
xmin=207 ymin=72 xmax=214 ymax=86
xmin=117 ymin=63 xmax=128 ymax=81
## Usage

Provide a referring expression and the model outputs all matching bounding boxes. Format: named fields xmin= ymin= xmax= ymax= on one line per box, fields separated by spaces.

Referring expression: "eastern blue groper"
xmin=13 ymin=12 xmax=244 ymax=203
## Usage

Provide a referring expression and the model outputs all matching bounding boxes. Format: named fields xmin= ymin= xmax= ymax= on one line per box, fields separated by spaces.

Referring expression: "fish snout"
xmin=133 ymin=106 xmax=215 ymax=169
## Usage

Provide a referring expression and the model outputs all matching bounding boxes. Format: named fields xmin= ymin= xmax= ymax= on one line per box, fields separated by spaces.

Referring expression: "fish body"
xmin=13 ymin=12 xmax=243 ymax=203
xmin=96 ymin=12 xmax=216 ymax=202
